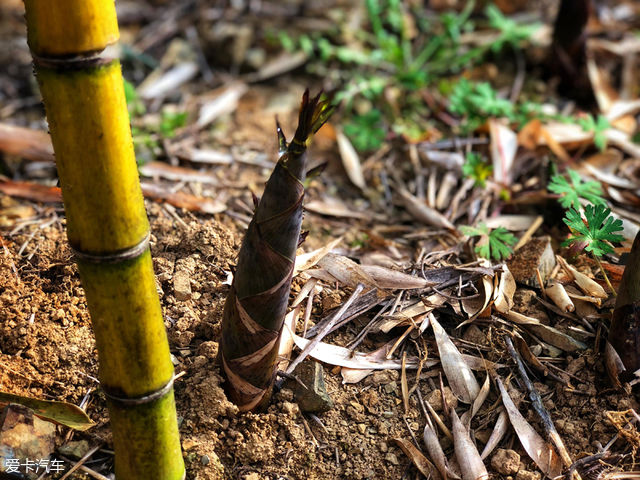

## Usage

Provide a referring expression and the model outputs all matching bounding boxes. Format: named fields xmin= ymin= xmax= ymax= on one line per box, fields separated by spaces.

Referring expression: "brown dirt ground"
xmin=1 ymin=195 xmax=638 ymax=480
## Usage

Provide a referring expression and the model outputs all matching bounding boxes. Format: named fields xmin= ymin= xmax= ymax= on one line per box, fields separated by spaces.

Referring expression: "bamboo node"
xmin=72 ymin=233 xmax=150 ymax=264
xmin=103 ymin=374 xmax=175 ymax=406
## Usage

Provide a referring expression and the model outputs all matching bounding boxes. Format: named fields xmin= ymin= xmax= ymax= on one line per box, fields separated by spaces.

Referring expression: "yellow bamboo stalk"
xmin=23 ymin=1 xmax=185 ymax=479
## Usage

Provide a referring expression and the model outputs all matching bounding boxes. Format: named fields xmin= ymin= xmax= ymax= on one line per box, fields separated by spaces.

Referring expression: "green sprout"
xmin=548 ymin=168 xmax=606 ymax=209
xmin=460 ymin=223 xmax=517 ymax=261
xmin=562 ymin=204 xmax=624 ymax=258
xmin=576 ymin=114 xmax=610 ymax=151
xmin=462 ymin=152 xmax=493 ymax=187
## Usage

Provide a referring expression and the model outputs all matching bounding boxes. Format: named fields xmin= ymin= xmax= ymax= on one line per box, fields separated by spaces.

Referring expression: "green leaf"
xmin=548 ymin=169 xmax=606 ymax=209
xmin=562 ymin=204 xmax=624 ymax=257
xmin=462 ymin=152 xmax=492 ymax=187
xmin=460 ymin=222 xmax=517 ymax=261
xmin=577 ymin=114 xmax=610 ymax=151
xmin=343 ymin=110 xmax=386 ymax=152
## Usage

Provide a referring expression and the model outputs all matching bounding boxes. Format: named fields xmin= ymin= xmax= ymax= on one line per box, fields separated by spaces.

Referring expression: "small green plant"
xmin=563 ymin=204 xmax=624 ymax=257
xmin=277 ymin=1 xmax=539 ymax=151
xmin=576 ymin=114 xmax=610 ymax=151
xmin=342 ymin=110 xmax=386 ymax=152
xmin=562 ymin=203 xmax=624 ymax=294
xmin=462 ymin=152 xmax=493 ymax=186
xmin=449 ymin=79 xmax=515 ymax=132
xmin=548 ymin=168 xmax=606 ymax=209
xmin=460 ymin=223 xmax=517 ymax=261
xmin=123 ymin=79 xmax=187 ymax=164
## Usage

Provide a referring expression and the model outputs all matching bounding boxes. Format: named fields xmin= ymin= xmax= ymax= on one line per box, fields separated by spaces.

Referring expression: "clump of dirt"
xmin=0 ymin=201 xmax=636 ymax=480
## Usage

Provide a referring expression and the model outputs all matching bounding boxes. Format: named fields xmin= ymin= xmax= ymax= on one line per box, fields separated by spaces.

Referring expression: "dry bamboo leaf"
xmin=290 ymin=331 xmax=419 ymax=370
xmin=496 ymin=378 xmax=563 ymax=478
xmin=556 ymin=256 xmax=607 ymax=299
xmin=139 ymin=182 xmax=226 ymax=214
xmin=139 ymin=62 xmax=198 ymax=99
xmin=583 ymin=163 xmax=638 ymax=189
xmin=304 ymin=268 xmax=340 ymax=284
xmin=294 ymin=237 xmax=343 ymax=274
xmin=0 ymin=123 xmax=54 ymax=162
xmin=423 ymin=150 xmax=464 ymax=171
xmin=305 ymin=198 xmax=370 ymax=219
xmin=480 ymin=409 xmax=509 ymax=460
xmin=197 ymin=82 xmax=248 ymax=128
xmin=493 ymin=266 xmax=516 ymax=313
xmin=512 ymin=332 xmax=548 ymax=375
xmin=423 ymin=420 xmax=452 ymax=480
xmin=505 ymin=311 xmax=587 ymax=352
xmin=605 ymin=128 xmax=640 ymax=158
xmin=461 ymin=355 xmax=506 ymax=371
xmin=0 ymin=392 xmax=94 ymax=431
xmin=484 ymin=215 xmax=538 ymax=231
xmin=451 ymin=408 xmax=489 ymax=480
xmin=545 ymin=281 xmax=575 ymax=312
xmin=604 ymin=340 xmax=625 ymax=389
xmin=277 ymin=305 xmax=302 ymax=371
xmin=460 ymin=274 xmax=493 ymax=319
xmin=0 ymin=179 xmax=62 ymax=203
xmin=461 ymin=374 xmax=490 ymax=427
xmin=431 ymin=316 xmax=480 ymax=403
xmin=398 ymin=188 xmax=456 ymax=230
xmin=360 ymin=265 xmax=431 ymax=290
xmin=394 ymin=438 xmax=443 ymax=480
xmin=317 ymin=253 xmax=377 ymax=288
xmin=139 ymin=161 xmax=220 ymax=185
xmin=401 ymin=352 xmax=409 ymax=414
xmin=341 ymin=339 xmax=433 ymax=384
xmin=248 ymin=51 xmax=308 ymax=82
xmin=177 ymin=147 xmax=233 ymax=165
xmin=436 ymin=171 xmax=458 ymax=211
xmin=336 ymin=128 xmax=366 ymax=189
xmin=490 ymin=120 xmax=517 ymax=186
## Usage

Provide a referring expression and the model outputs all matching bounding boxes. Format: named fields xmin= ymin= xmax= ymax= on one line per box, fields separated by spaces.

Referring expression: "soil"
xmin=1 ymin=195 xmax=637 ymax=480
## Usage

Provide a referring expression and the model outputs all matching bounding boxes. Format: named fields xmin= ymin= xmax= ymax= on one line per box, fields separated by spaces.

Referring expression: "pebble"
xmin=516 ymin=470 xmax=541 ymax=480
xmin=491 ymin=449 xmax=520 ymax=475
xmin=200 ymin=454 xmax=210 ymax=465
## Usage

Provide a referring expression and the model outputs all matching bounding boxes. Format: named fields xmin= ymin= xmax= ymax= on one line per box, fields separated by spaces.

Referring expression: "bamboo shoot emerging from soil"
xmin=23 ymin=1 xmax=184 ymax=479
xmin=219 ymin=91 xmax=332 ymax=411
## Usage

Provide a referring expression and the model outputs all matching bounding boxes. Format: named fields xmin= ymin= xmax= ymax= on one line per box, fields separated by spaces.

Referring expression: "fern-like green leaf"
xmin=460 ymin=223 xmax=517 ymax=261
xmin=548 ymin=169 xmax=605 ymax=209
xmin=562 ymin=204 xmax=624 ymax=257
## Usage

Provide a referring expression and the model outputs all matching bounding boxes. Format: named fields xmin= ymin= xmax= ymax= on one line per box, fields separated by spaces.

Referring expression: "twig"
xmin=59 ymin=443 xmax=102 ymax=480
xmin=504 ymin=336 xmax=581 ymax=480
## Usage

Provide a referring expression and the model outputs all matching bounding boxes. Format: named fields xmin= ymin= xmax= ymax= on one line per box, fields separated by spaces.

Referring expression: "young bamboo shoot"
xmin=219 ymin=91 xmax=332 ymax=411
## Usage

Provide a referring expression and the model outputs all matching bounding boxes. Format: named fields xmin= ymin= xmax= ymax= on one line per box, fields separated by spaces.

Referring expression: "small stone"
xmin=364 ymin=370 xmax=399 ymax=386
xmin=383 ymin=382 xmax=398 ymax=395
xmin=0 ymin=404 xmax=56 ymax=463
xmin=378 ymin=441 xmax=388 ymax=452
xmin=281 ymin=401 xmax=299 ymax=418
xmin=196 ymin=341 xmax=218 ymax=359
xmin=242 ymin=473 xmax=262 ymax=480
xmin=491 ymin=449 xmax=520 ymax=475
xmin=507 ymin=236 xmax=555 ymax=288
xmin=357 ymin=423 xmax=366 ymax=434
xmin=173 ymin=272 xmax=192 ymax=301
xmin=200 ymin=454 xmax=210 ymax=465
xmin=425 ymin=387 xmax=458 ymax=412
xmin=385 ymin=452 xmax=399 ymax=465
xmin=516 ymin=470 xmax=542 ymax=480
xmin=192 ymin=355 xmax=207 ymax=369
xmin=58 ymin=440 xmax=90 ymax=459
xmin=290 ymin=361 xmax=333 ymax=413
